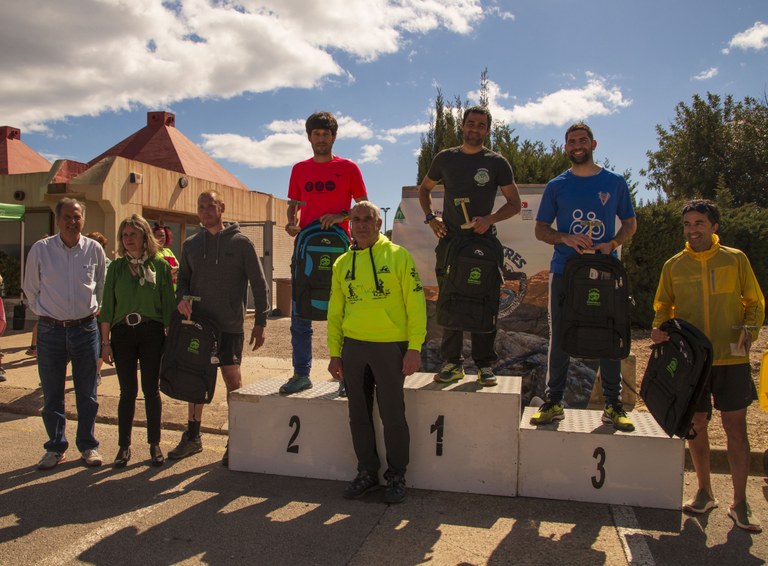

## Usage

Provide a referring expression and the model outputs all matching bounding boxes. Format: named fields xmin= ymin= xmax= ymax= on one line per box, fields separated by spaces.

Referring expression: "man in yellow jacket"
xmin=327 ymin=201 xmax=427 ymax=504
xmin=651 ymin=199 xmax=765 ymax=532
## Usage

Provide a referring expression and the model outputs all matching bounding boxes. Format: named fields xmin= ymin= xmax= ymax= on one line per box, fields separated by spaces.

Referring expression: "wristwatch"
xmin=424 ymin=212 xmax=436 ymax=224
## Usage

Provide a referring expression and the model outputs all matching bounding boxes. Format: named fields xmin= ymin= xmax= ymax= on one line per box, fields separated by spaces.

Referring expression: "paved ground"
xmin=1 ymin=322 xmax=767 ymax=564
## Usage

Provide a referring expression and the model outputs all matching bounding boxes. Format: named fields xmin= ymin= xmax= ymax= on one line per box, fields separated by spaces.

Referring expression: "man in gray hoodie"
xmin=169 ymin=190 xmax=270 ymax=466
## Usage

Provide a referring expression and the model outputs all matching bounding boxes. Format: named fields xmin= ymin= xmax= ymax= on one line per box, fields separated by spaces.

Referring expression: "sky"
xmin=1 ymin=0 xmax=767 ymax=229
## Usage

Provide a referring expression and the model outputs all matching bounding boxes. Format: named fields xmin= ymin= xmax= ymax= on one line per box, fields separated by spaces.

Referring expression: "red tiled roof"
xmin=51 ymin=159 xmax=90 ymax=183
xmin=88 ymin=111 xmax=249 ymax=190
xmin=0 ymin=126 xmax=52 ymax=174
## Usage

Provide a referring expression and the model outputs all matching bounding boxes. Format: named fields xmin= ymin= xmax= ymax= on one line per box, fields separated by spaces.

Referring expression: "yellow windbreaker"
xmin=652 ymin=234 xmax=765 ymax=365
xmin=327 ymin=234 xmax=427 ymax=357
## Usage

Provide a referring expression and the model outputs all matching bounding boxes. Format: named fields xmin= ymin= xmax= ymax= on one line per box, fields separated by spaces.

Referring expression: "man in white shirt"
xmin=23 ymin=198 xmax=106 ymax=470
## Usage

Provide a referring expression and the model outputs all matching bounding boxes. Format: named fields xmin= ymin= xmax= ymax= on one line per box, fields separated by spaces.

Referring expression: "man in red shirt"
xmin=281 ymin=111 xmax=368 ymax=395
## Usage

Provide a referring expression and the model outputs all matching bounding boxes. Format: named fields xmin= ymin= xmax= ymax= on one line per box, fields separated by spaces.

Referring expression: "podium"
xmin=228 ymin=376 xmax=685 ymax=508
xmin=518 ymin=407 xmax=684 ymax=509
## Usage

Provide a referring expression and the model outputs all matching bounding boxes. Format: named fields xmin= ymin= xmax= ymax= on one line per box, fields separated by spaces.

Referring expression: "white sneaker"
xmin=81 ymin=449 xmax=103 ymax=467
xmin=38 ymin=451 xmax=67 ymax=470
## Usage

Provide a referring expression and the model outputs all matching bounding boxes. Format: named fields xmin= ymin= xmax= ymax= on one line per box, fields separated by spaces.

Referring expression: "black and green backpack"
xmin=561 ymin=253 xmax=632 ymax=359
xmin=436 ymin=233 xmax=503 ymax=333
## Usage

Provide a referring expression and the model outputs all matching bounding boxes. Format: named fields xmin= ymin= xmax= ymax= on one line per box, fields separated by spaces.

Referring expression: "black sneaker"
xmin=168 ymin=432 xmax=203 ymax=460
xmin=222 ymin=444 xmax=229 ymax=467
xmin=343 ymin=471 xmax=379 ymax=499
xmin=384 ymin=472 xmax=406 ymax=504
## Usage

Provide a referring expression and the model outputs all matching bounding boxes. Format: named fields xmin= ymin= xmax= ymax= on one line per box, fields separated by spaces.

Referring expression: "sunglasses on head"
xmin=682 ymin=202 xmax=715 ymax=214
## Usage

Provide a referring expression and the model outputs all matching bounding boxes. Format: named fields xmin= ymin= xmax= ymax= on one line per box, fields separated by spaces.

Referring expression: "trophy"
xmin=181 ymin=295 xmax=201 ymax=325
xmin=579 ymin=219 xmax=603 ymax=254
xmin=454 ymin=197 xmax=475 ymax=229
xmin=286 ymin=199 xmax=306 ymax=236
xmin=732 ymin=324 xmax=758 ymax=356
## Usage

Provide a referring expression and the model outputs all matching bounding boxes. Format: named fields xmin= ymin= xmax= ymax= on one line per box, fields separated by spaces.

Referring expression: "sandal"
xmin=728 ymin=501 xmax=762 ymax=533
xmin=683 ymin=489 xmax=717 ymax=514
xmin=149 ymin=444 xmax=165 ymax=467
xmin=113 ymin=447 xmax=131 ymax=468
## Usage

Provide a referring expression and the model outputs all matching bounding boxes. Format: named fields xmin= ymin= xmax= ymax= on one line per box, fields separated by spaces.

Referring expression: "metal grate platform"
xmin=233 ymin=379 xmax=342 ymax=401
xmin=521 ymin=407 xmax=670 ymax=437
xmin=404 ymin=372 xmax=522 ymax=395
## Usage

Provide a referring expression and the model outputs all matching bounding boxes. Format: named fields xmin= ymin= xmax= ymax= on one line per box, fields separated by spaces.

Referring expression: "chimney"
xmin=1 ymin=126 xmax=21 ymax=140
xmin=147 ymin=111 xmax=175 ymax=128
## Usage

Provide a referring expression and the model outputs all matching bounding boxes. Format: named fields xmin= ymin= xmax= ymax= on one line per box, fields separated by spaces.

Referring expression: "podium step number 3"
xmin=518 ymin=407 xmax=684 ymax=510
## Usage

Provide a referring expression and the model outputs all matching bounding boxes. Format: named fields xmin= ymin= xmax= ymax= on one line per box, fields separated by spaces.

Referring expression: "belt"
xmin=113 ymin=313 xmax=157 ymax=328
xmin=40 ymin=314 xmax=96 ymax=328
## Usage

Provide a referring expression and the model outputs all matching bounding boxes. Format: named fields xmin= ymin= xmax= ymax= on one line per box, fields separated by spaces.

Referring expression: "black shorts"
xmin=217 ymin=332 xmax=244 ymax=367
xmin=696 ymin=363 xmax=757 ymax=416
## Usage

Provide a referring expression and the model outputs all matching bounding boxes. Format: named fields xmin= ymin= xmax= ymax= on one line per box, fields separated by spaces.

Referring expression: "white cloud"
xmin=266 ymin=119 xmax=306 ymax=135
xmin=693 ymin=67 xmax=719 ymax=81
xmin=336 ymin=116 xmax=374 ymax=140
xmin=201 ymin=114 xmax=374 ymax=168
xmin=473 ymin=75 xmax=631 ymax=127
xmin=359 ymin=144 xmax=383 ymax=164
xmin=722 ymin=21 xmax=768 ymax=54
xmin=201 ymin=132 xmax=307 ymax=169
xmin=0 ymin=0 xmax=483 ymax=129
xmin=487 ymin=3 xmax=515 ymax=21
xmin=379 ymin=123 xmax=430 ymax=143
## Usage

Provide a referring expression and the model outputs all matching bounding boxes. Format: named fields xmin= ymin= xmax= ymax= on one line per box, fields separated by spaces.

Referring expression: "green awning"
xmin=0 ymin=203 xmax=25 ymax=221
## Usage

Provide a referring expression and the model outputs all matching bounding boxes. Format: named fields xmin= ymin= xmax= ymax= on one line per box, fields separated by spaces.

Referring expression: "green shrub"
xmin=624 ymin=200 xmax=684 ymax=327
xmin=719 ymin=205 xmax=768 ymax=290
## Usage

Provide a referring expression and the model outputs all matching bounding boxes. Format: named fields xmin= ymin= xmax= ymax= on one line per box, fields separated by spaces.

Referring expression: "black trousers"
xmin=110 ymin=320 xmax=165 ymax=446
xmin=342 ymin=339 xmax=410 ymax=476
xmin=440 ymin=328 xmax=498 ymax=367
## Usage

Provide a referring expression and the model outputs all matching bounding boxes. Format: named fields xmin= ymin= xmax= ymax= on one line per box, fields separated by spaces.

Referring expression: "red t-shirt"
xmin=287 ymin=156 xmax=367 ymax=232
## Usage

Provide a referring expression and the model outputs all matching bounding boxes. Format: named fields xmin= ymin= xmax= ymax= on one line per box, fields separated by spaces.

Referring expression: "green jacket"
xmin=99 ymin=255 xmax=176 ymax=327
xmin=653 ymin=234 xmax=765 ymax=365
xmin=328 ymin=234 xmax=427 ymax=357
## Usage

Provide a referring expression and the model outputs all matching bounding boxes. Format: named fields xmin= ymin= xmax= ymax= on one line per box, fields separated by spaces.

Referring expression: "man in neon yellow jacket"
xmin=652 ymin=199 xmax=765 ymax=532
xmin=327 ymin=201 xmax=427 ymax=504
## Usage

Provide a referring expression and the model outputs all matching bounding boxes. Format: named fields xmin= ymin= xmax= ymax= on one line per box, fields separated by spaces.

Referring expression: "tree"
xmin=602 ymin=158 xmax=639 ymax=206
xmin=416 ymin=90 xmax=465 ymax=182
xmin=416 ymin=69 xmax=570 ymax=184
xmin=642 ymin=93 xmax=768 ymax=206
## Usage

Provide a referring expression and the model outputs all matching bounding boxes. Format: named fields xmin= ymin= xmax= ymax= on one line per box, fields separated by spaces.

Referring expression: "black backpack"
xmin=436 ymin=234 xmax=503 ymax=333
xmin=292 ymin=220 xmax=350 ymax=321
xmin=640 ymin=318 xmax=713 ymax=439
xmin=561 ymin=253 xmax=631 ymax=359
xmin=160 ymin=312 xmax=221 ymax=404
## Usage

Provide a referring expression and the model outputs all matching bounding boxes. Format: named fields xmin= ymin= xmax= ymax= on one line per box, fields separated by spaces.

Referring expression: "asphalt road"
xmin=1 ymin=413 xmax=766 ymax=565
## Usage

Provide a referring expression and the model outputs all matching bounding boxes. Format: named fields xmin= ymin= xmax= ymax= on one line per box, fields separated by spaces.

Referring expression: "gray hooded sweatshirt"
xmin=176 ymin=222 xmax=270 ymax=332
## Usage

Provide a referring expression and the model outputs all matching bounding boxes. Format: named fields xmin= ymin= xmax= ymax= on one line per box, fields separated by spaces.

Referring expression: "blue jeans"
xmin=290 ymin=306 xmax=312 ymax=377
xmin=545 ymin=273 xmax=621 ymax=405
xmin=37 ymin=317 xmax=100 ymax=453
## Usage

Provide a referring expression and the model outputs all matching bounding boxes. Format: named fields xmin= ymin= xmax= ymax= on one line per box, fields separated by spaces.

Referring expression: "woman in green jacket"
xmin=99 ymin=214 xmax=175 ymax=467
